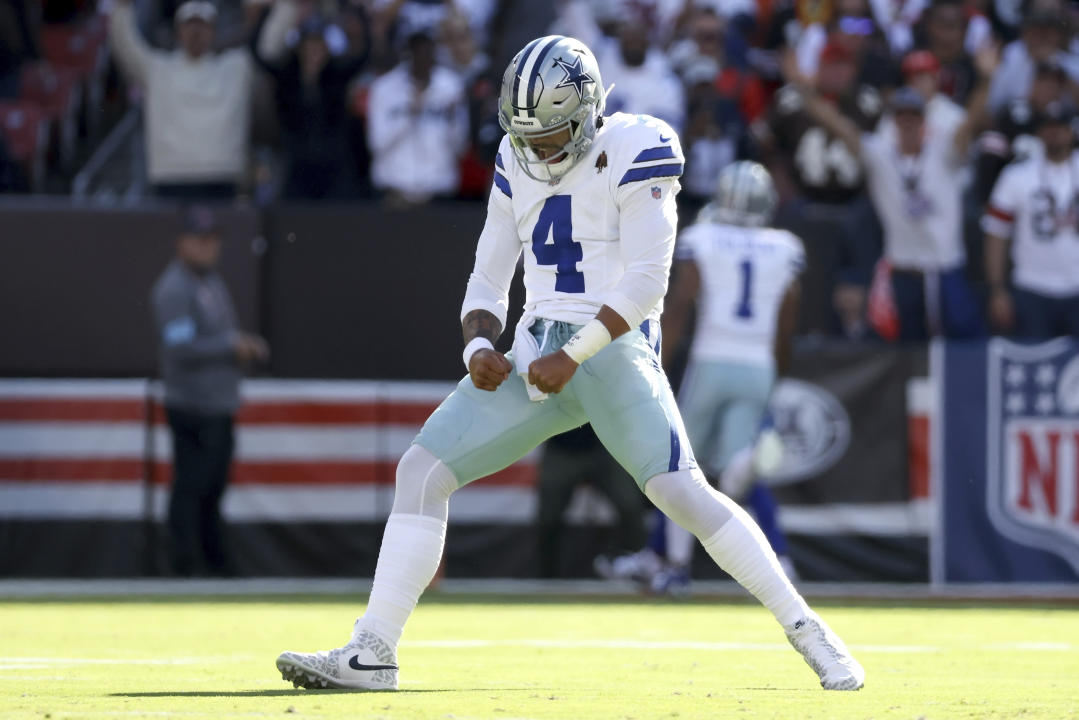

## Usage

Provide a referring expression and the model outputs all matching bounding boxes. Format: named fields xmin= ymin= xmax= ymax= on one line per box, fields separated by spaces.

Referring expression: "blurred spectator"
xmin=984 ymin=100 xmax=1079 ymax=338
xmin=919 ymin=0 xmax=980 ymax=104
xmin=796 ymin=0 xmax=899 ymax=91
xmin=679 ymin=62 xmax=754 ymax=217
xmin=756 ymin=42 xmax=883 ymax=336
xmin=801 ymin=43 xmax=997 ymax=341
xmin=439 ymin=8 xmax=500 ymax=198
xmin=251 ymin=4 xmax=370 ymax=199
xmin=366 ymin=28 xmax=468 ymax=203
xmin=988 ymin=1 xmax=1079 ymax=112
xmin=876 ymin=50 xmax=965 ymax=141
xmin=152 ymin=204 xmax=270 ymax=576
xmin=109 ymin=0 xmax=298 ymax=199
xmin=555 ymin=0 xmax=686 ymax=132
xmin=670 ymin=7 xmax=769 ymax=121
xmin=0 ymin=0 xmax=40 ymax=99
xmin=535 ymin=425 xmax=647 ymax=578
xmin=868 ymin=0 xmax=927 ymax=56
xmin=974 ymin=56 xmax=1069 ymax=204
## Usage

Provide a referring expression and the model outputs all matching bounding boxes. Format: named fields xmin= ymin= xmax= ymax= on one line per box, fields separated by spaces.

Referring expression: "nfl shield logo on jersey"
xmin=651 ymin=186 xmax=662 ymax=199
xmin=987 ymin=339 xmax=1079 ymax=573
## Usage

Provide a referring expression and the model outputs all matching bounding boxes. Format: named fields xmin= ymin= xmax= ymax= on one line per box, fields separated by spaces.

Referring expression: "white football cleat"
xmin=784 ymin=612 xmax=865 ymax=691
xmin=593 ymin=548 xmax=663 ymax=586
xmin=277 ymin=621 xmax=398 ymax=690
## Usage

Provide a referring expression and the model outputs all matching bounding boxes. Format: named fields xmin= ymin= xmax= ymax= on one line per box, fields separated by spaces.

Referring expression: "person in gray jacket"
xmin=152 ymin=204 xmax=269 ymax=575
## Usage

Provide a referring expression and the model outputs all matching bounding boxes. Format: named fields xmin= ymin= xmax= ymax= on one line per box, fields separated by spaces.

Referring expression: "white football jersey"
xmin=464 ymin=112 xmax=684 ymax=330
xmin=984 ymin=152 xmax=1079 ymax=296
xmin=676 ymin=222 xmax=805 ymax=367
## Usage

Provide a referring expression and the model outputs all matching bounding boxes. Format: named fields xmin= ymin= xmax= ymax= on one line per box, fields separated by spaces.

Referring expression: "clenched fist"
xmin=528 ymin=350 xmax=578 ymax=394
xmin=469 ymin=348 xmax=512 ymax=391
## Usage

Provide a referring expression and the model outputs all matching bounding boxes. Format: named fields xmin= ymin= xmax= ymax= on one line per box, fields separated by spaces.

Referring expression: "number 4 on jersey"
xmin=532 ymin=195 xmax=585 ymax=293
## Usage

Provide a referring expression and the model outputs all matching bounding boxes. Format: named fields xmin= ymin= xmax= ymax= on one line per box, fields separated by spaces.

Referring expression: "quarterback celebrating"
xmin=276 ymin=35 xmax=864 ymax=692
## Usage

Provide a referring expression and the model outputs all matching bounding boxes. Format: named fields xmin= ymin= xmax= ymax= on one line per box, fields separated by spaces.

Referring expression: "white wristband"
xmin=561 ymin=319 xmax=612 ymax=364
xmin=463 ymin=337 xmax=495 ymax=370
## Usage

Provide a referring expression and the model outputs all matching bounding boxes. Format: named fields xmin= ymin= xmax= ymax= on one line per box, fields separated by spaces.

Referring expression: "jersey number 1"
xmin=735 ymin=259 xmax=754 ymax=319
xmin=532 ymin=195 xmax=584 ymax=293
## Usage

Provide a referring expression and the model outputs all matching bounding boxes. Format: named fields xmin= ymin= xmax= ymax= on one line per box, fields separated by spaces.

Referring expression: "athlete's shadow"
xmin=112 ymin=688 xmax=555 ymax=697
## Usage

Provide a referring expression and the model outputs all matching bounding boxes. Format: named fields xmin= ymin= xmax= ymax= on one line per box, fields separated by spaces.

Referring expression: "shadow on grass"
xmin=111 ymin=688 xmax=555 ymax=697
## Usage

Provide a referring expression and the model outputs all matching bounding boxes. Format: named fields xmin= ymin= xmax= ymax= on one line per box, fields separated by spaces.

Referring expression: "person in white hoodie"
xmin=109 ymin=0 xmax=296 ymax=198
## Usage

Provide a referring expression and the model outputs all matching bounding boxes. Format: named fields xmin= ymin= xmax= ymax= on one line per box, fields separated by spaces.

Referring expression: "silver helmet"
xmin=498 ymin=35 xmax=606 ymax=183
xmin=700 ymin=161 xmax=779 ymax=227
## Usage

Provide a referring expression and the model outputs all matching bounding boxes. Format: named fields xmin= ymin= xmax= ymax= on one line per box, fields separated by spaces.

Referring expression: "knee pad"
xmin=391 ymin=445 xmax=459 ymax=521
xmin=643 ymin=468 xmax=736 ymax=539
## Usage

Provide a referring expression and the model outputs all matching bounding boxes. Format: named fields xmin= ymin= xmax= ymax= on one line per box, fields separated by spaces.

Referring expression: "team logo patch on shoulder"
xmin=651 ymin=186 xmax=662 ymax=199
xmin=595 ymin=151 xmax=607 ymax=173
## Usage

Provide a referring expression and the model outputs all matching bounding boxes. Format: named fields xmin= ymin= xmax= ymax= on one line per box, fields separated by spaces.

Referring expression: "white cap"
xmin=175 ymin=0 xmax=218 ymax=24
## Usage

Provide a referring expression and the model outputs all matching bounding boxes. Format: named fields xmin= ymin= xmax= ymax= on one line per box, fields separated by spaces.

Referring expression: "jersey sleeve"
xmin=983 ymin=163 xmax=1022 ymax=238
xmin=606 ymin=117 xmax=685 ymax=329
xmin=460 ymin=140 xmax=522 ymax=329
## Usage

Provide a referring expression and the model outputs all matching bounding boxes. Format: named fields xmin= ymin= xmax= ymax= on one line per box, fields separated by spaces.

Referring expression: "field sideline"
xmin=1 ymin=591 xmax=1077 ymax=720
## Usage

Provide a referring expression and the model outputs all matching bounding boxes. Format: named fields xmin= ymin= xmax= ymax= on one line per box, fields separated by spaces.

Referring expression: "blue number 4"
xmin=532 ymin=195 xmax=584 ymax=293
xmin=735 ymin=259 xmax=753 ymax=319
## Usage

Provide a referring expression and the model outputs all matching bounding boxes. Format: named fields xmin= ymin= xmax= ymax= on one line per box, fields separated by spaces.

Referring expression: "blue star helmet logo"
xmin=552 ymin=54 xmax=595 ymax=100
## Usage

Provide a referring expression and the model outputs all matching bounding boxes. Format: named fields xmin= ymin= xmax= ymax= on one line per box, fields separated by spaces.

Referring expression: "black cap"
xmin=1036 ymin=99 xmax=1078 ymax=129
xmin=180 ymin=204 xmax=219 ymax=235
xmin=891 ymin=86 xmax=926 ymax=114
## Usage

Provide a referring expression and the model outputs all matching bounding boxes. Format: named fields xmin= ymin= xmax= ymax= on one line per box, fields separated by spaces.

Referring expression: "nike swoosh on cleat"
xmin=349 ymin=656 xmax=398 ymax=672
xmin=659 ymin=135 xmax=671 ymax=142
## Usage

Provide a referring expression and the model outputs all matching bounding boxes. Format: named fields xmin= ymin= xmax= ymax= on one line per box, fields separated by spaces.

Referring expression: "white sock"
xmin=701 ymin=506 xmax=809 ymax=628
xmin=359 ymin=512 xmax=446 ymax=645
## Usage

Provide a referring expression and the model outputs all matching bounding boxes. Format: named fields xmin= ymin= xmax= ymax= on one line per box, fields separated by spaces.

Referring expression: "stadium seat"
xmin=0 ymin=101 xmax=50 ymax=192
xmin=19 ymin=63 xmax=83 ymax=170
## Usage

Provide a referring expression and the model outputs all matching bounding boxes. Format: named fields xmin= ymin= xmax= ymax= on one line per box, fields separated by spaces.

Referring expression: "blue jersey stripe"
xmin=618 ymin=163 xmax=684 ymax=186
xmin=495 ymin=153 xmax=505 ymax=170
xmin=493 ymin=171 xmax=512 ymax=198
xmin=632 ymin=145 xmax=678 ymax=163
xmin=525 ymin=36 xmax=563 ymax=116
xmin=668 ymin=422 xmax=681 ymax=472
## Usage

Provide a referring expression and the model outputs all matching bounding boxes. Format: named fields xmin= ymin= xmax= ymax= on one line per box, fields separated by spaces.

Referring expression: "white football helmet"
xmin=699 ymin=161 xmax=779 ymax=227
xmin=498 ymin=35 xmax=607 ymax=183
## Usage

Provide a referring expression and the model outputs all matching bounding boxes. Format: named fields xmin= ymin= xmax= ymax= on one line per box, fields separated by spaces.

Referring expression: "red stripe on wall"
xmin=0 ymin=399 xmax=146 ymax=422
xmin=0 ymin=458 xmax=537 ymax=487
xmin=146 ymin=402 xmax=439 ymax=426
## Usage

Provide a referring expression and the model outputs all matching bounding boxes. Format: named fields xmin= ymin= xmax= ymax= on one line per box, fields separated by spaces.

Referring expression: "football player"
xmin=657 ymin=161 xmax=805 ymax=592
xmin=276 ymin=35 xmax=864 ymax=693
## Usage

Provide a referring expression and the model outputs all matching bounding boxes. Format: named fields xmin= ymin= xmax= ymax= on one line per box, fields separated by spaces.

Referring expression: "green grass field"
xmin=1 ymin=593 xmax=1077 ymax=720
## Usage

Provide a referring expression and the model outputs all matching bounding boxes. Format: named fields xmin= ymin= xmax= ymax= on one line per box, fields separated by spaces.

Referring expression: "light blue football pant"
xmin=677 ymin=358 xmax=775 ymax=475
xmin=415 ymin=319 xmax=697 ymax=488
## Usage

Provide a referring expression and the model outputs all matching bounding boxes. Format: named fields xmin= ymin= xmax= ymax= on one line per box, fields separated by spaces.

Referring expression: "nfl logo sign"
xmin=651 ymin=186 xmax=662 ymax=199
xmin=987 ymin=339 xmax=1079 ymax=573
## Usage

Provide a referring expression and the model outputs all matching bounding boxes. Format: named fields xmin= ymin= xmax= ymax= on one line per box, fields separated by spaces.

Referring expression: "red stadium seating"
xmin=0 ymin=101 xmax=51 ymax=192
xmin=19 ymin=63 xmax=83 ymax=170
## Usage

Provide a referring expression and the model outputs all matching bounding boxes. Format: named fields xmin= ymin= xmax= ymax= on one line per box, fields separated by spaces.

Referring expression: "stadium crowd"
xmin=2 ymin=0 xmax=1079 ymax=338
